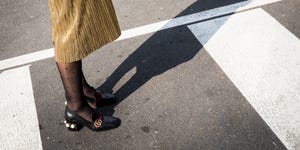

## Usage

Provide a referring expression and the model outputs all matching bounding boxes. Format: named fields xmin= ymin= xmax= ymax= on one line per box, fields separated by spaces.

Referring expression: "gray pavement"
xmin=1 ymin=0 xmax=300 ymax=149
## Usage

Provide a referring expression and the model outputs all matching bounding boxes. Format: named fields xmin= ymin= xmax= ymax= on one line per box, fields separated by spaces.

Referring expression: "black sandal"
xmin=64 ymin=107 xmax=121 ymax=131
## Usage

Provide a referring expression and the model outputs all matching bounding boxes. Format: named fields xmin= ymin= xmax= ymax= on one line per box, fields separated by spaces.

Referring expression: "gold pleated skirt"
xmin=48 ymin=0 xmax=121 ymax=63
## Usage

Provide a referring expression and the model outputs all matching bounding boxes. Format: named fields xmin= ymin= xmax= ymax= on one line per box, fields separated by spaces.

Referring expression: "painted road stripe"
xmin=0 ymin=0 xmax=281 ymax=71
xmin=0 ymin=65 xmax=43 ymax=150
xmin=0 ymin=48 xmax=54 ymax=71
xmin=116 ymin=0 xmax=281 ymax=41
xmin=188 ymin=8 xmax=300 ymax=150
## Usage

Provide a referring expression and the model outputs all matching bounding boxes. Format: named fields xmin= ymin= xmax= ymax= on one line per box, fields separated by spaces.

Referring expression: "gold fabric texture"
xmin=48 ymin=0 xmax=121 ymax=63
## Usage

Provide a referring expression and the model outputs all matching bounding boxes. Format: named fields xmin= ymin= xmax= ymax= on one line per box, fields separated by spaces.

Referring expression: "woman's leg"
xmin=56 ymin=60 xmax=93 ymax=122
xmin=81 ymin=69 xmax=94 ymax=98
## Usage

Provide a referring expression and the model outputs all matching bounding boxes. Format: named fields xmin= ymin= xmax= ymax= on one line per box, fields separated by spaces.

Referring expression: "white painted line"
xmin=0 ymin=65 xmax=43 ymax=150
xmin=116 ymin=0 xmax=281 ymax=41
xmin=0 ymin=48 xmax=54 ymax=70
xmin=0 ymin=0 xmax=281 ymax=71
xmin=188 ymin=8 xmax=300 ymax=150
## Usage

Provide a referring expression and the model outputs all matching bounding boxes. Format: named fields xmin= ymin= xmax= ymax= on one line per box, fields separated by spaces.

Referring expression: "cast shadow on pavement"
xmin=94 ymin=0 xmax=287 ymax=149
xmin=98 ymin=0 xmax=248 ymax=108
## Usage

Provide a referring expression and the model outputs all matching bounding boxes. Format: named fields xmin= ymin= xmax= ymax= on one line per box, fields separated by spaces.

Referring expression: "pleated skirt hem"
xmin=48 ymin=0 xmax=121 ymax=63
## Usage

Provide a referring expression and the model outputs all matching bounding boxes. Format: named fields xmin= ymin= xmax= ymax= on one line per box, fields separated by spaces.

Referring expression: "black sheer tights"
xmin=56 ymin=60 xmax=94 ymax=122
xmin=81 ymin=69 xmax=95 ymax=99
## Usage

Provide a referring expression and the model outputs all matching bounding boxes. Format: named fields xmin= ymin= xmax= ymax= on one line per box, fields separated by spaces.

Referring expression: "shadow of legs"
xmin=113 ymin=72 xmax=151 ymax=103
xmin=99 ymin=57 xmax=136 ymax=94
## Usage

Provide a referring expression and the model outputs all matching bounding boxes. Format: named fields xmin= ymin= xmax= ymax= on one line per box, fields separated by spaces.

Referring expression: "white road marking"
xmin=0 ymin=65 xmax=43 ymax=150
xmin=188 ymin=8 xmax=300 ymax=150
xmin=116 ymin=0 xmax=281 ymax=41
xmin=0 ymin=0 xmax=292 ymax=149
xmin=0 ymin=48 xmax=54 ymax=71
xmin=0 ymin=0 xmax=281 ymax=71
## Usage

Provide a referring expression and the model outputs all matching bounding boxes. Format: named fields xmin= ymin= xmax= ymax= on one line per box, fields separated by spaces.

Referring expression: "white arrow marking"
xmin=188 ymin=8 xmax=300 ymax=150
xmin=0 ymin=65 xmax=43 ymax=150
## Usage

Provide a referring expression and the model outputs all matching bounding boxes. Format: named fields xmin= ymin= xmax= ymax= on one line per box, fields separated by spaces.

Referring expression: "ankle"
xmin=83 ymin=87 xmax=95 ymax=97
xmin=66 ymin=101 xmax=85 ymax=112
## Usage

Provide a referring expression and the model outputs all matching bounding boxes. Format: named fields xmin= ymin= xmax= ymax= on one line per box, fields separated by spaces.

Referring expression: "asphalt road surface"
xmin=1 ymin=0 xmax=300 ymax=150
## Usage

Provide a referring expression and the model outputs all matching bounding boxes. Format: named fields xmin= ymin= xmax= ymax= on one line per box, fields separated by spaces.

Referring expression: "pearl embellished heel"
xmin=64 ymin=118 xmax=83 ymax=131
